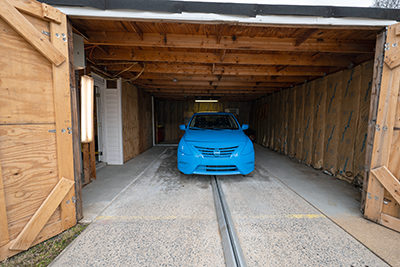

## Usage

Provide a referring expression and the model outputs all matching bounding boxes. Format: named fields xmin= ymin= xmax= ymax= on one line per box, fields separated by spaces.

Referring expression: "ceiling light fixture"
xmin=195 ymin=99 xmax=218 ymax=103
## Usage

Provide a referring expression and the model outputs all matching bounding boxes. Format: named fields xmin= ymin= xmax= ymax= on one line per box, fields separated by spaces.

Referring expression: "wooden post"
xmin=50 ymin=12 xmax=76 ymax=230
xmin=0 ymin=159 xmax=10 ymax=247
xmin=90 ymin=139 xmax=97 ymax=180
xmin=83 ymin=143 xmax=90 ymax=185
xmin=361 ymin=30 xmax=386 ymax=212
xmin=68 ymin=19 xmax=83 ymax=221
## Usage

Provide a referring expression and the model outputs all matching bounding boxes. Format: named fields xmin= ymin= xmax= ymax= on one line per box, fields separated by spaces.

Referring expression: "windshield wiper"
xmin=189 ymin=127 xmax=205 ymax=130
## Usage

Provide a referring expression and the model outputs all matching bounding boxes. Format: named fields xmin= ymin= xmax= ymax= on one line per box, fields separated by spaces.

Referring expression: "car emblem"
xmin=214 ymin=149 xmax=220 ymax=157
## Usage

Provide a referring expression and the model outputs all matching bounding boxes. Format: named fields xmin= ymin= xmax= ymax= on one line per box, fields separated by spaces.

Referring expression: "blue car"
xmin=177 ymin=112 xmax=255 ymax=175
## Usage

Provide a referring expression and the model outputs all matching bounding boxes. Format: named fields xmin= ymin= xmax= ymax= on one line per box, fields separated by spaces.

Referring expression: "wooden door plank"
xmin=0 ymin=0 xmax=65 ymax=66
xmin=9 ymin=178 xmax=74 ymax=251
xmin=0 ymin=159 xmax=10 ymax=247
xmin=9 ymin=0 xmax=62 ymax=24
xmin=50 ymin=14 xmax=77 ymax=230
xmin=362 ymin=31 xmax=386 ymax=211
xmin=68 ymin=18 xmax=83 ymax=221
xmin=381 ymin=213 xmax=400 ymax=233
xmin=371 ymin=166 xmax=400 ymax=205
xmin=365 ymin=24 xmax=400 ymax=222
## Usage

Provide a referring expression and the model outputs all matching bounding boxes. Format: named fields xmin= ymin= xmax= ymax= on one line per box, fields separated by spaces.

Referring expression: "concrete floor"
xmin=51 ymin=145 xmax=400 ymax=266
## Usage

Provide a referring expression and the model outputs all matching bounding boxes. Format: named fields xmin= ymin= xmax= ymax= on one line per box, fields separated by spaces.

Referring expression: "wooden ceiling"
xmin=70 ymin=18 xmax=380 ymax=101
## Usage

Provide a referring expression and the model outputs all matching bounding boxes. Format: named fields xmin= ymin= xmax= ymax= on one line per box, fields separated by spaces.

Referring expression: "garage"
xmin=1 ymin=0 xmax=400 ymax=265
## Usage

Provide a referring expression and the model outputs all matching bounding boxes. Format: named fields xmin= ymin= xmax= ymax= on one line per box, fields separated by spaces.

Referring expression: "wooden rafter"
xmin=103 ymin=62 xmax=328 ymax=76
xmin=135 ymin=73 xmax=314 ymax=82
xmin=85 ymin=32 xmax=375 ymax=53
xmin=90 ymin=49 xmax=355 ymax=67
xmin=120 ymin=21 xmax=143 ymax=41
xmin=294 ymin=29 xmax=318 ymax=47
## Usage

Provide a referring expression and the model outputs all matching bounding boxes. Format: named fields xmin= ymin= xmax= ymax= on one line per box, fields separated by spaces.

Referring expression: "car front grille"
xmin=194 ymin=146 xmax=238 ymax=158
xmin=196 ymin=165 xmax=238 ymax=172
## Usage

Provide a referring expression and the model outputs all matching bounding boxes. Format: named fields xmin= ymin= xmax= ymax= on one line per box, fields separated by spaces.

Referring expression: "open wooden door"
xmin=0 ymin=0 xmax=76 ymax=260
xmin=364 ymin=23 xmax=400 ymax=232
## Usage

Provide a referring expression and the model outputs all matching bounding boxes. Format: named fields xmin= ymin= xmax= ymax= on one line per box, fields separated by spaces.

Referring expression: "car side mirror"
xmin=242 ymin=124 xmax=249 ymax=130
xmin=179 ymin=124 xmax=186 ymax=131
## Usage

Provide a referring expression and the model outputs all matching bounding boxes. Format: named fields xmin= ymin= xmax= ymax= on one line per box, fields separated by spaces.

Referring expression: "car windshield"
xmin=189 ymin=114 xmax=239 ymax=130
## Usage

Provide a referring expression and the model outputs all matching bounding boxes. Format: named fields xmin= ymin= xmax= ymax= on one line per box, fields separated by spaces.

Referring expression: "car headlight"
xmin=241 ymin=139 xmax=254 ymax=156
xmin=178 ymin=139 xmax=193 ymax=155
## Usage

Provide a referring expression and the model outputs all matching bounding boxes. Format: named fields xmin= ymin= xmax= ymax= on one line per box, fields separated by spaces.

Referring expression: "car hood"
xmin=184 ymin=129 xmax=247 ymax=143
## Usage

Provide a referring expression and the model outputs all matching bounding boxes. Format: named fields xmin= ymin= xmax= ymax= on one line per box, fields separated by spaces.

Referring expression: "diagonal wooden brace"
xmin=0 ymin=0 xmax=66 ymax=66
xmin=371 ymin=166 xmax=400 ymax=205
xmin=9 ymin=178 xmax=74 ymax=251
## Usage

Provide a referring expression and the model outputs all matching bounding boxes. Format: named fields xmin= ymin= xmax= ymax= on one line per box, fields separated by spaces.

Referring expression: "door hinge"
xmin=48 ymin=129 xmax=56 ymax=133
xmin=42 ymin=31 xmax=50 ymax=37
xmin=99 ymin=151 xmax=103 ymax=156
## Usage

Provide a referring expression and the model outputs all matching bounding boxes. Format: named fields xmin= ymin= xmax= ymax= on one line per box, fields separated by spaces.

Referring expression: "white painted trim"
xmin=152 ymin=96 xmax=155 ymax=147
xmin=92 ymin=73 xmax=108 ymax=163
xmin=55 ymin=6 xmax=397 ymax=27
xmin=117 ymin=78 xmax=124 ymax=164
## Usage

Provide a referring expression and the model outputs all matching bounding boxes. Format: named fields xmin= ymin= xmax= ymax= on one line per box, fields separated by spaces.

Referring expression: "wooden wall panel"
xmin=355 ymin=61 xmax=374 ymax=185
xmin=0 ymin=125 xmax=60 ymax=240
xmin=252 ymin=60 xmax=374 ymax=185
xmin=337 ymin=66 xmax=362 ymax=182
xmin=283 ymin=89 xmax=290 ymax=155
xmin=302 ymin=81 xmax=315 ymax=165
xmin=156 ymin=101 xmax=253 ymax=142
xmin=323 ymin=71 xmax=343 ymax=174
xmin=287 ymin=87 xmax=296 ymax=157
xmin=0 ymin=4 xmax=75 ymax=260
xmin=294 ymin=84 xmax=305 ymax=160
xmin=0 ymin=17 xmax=54 ymax=125
xmin=138 ymin=89 xmax=153 ymax=153
xmin=122 ymin=82 xmax=140 ymax=162
xmin=274 ymin=92 xmax=282 ymax=151
xmin=312 ymin=78 xmax=327 ymax=169
xmin=122 ymin=82 xmax=153 ymax=162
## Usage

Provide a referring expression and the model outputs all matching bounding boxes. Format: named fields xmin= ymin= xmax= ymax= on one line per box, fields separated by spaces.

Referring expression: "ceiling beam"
xmin=103 ymin=62 xmax=328 ymax=76
xmin=138 ymin=80 xmax=295 ymax=87
xmin=90 ymin=49 xmax=355 ymax=67
xmin=85 ymin=32 xmax=374 ymax=53
xmin=138 ymin=85 xmax=279 ymax=91
xmin=136 ymin=73 xmax=313 ymax=82
xmin=120 ymin=21 xmax=143 ymax=40
xmin=294 ymin=29 xmax=318 ymax=47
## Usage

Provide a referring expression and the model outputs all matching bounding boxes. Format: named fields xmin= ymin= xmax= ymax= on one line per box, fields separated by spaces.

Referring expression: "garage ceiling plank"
xmin=371 ymin=166 xmax=400 ymax=206
xmin=9 ymin=178 xmax=74 ymax=251
xmin=85 ymin=32 xmax=374 ymax=53
xmin=105 ymin=62 xmax=327 ymax=76
xmin=137 ymin=73 xmax=313 ymax=82
xmin=0 ymin=0 xmax=66 ymax=66
xmin=138 ymin=80 xmax=294 ymax=87
xmin=91 ymin=49 xmax=354 ymax=67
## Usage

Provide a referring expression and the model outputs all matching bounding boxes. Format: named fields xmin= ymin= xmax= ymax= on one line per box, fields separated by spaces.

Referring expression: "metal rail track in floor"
xmin=211 ymin=175 xmax=247 ymax=267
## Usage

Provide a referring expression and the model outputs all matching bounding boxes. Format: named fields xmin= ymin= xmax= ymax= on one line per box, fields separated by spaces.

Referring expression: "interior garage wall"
xmin=156 ymin=101 xmax=252 ymax=142
xmin=121 ymin=82 xmax=153 ymax=162
xmin=250 ymin=60 xmax=373 ymax=185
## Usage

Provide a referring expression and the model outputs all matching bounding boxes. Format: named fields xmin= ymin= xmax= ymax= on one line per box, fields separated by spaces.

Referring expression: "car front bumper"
xmin=178 ymin=149 xmax=254 ymax=175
